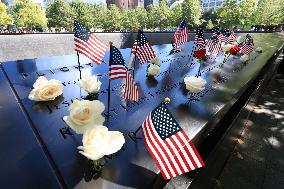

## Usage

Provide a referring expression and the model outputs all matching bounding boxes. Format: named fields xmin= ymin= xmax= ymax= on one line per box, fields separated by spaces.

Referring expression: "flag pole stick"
xmin=77 ymin=52 xmax=82 ymax=79
xmin=107 ymin=41 xmax=113 ymax=114
xmin=132 ymin=44 xmax=138 ymax=79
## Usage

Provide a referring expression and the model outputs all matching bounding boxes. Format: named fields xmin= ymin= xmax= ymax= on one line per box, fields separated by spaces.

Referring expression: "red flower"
xmin=194 ymin=48 xmax=206 ymax=60
xmin=229 ymin=45 xmax=240 ymax=55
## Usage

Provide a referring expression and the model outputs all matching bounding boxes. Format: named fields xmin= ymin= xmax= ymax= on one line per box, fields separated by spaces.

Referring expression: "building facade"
xmin=200 ymin=0 xmax=240 ymax=12
xmin=144 ymin=0 xmax=158 ymax=8
xmin=107 ymin=0 xmax=145 ymax=9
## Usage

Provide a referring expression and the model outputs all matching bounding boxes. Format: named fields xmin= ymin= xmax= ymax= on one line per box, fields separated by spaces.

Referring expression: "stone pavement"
xmin=214 ymin=61 xmax=284 ymax=188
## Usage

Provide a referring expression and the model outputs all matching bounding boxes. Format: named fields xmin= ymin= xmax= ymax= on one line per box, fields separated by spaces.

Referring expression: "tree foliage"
xmin=0 ymin=2 xmax=13 ymax=26
xmin=215 ymin=0 xmax=283 ymax=29
xmin=7 ymin=0 xmax=284 ymax=31
xmin=181 ymin=0 xmax=203 ymax=26
xmin=70 ymin=0 xmax=94 ymax=28
xmin=15 ymin=0 xmax=47 ymax=29
xmin=46 ymin=0 xmax=75 ymax=29
xmin=253 ymin=0 xmax=283 ymax=25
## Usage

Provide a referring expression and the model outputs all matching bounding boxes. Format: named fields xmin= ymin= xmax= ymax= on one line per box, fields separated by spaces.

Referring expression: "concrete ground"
xmin=214 ymin=64 xmax=284 ymax=188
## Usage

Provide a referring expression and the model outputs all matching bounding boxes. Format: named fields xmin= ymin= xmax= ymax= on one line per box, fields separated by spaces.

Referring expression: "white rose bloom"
xmin=78 ymin=75 xmax=101 ymax=94
xmin=28 ymin=76 xmax=63 ymax=101
xmin=222 ymin=44 xmax=234 ymax=53
xmin=63 ymin=100 xmax=105 ymax=134
xmin=147 ymin=64 xmax=160 ymax=76
xmin=255 ymin=47 xmax=262 ymax=53
xmin=184 ymin=76 xmax=207 ymax=93
xmin=78 ymin=126 xmax=125 ymax=160
xmin=240 ymin=54 xmax=249 ymax=63
xmin=149 ymin=57 xmax=160 ymax=66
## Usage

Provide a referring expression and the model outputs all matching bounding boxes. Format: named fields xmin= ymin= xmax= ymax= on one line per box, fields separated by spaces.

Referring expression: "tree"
xmin=103 ymin=5 xmax=123 ymax=31
xmin=134 ymin=8 xmax=148 ymax=30
xmin=147 ymin=1 xmax=172 ymax=30
xmin=0 ymin=2 xmax=13 ymax=26
xmin=238 ymin=0 xmax=258 ymax=28
xmin=170 ymin=4 xmax=183 ymax=28
xmin=253 ymin=0 xmax=283 ymax=25
xmin=46 ymin=0 xmax=75 ymax=29
xmin=16 ymin=1 xmax=47 ymax=29
xmin=92 ymin=5 xmax=107 ymax=30
xmin=70 ymin=0 xmax=94 ymax=29
xmin=158 ymin=0 xmax=172 ymax=30
xmin=122 ymin=8 xmax=140 ymax=31
xmin=206 ymin=19 xmax=214 ymax=30
xmin=216 ymin=0 xmax=239 ymax=28
xmin=202 ymin=9 xmax=219 ymax=26
xmin=181 ymin=0 xmax=202 ymax=26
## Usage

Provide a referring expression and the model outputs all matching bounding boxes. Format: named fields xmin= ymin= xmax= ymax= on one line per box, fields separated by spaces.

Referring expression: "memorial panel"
xmin=1 ymin=33 xmax=283 ymax=188
xmin=0 ymin=68 xmax=62 ymax=189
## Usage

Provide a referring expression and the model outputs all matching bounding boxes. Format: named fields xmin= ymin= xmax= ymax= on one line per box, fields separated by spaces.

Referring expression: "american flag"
xmin=240 ymin=37 xmax=254 ymax=55
xmin=131 ymin=30 xmax=156 ymax=64
xmin=212 ymin=28 xmax=225 ymax=43
xmin=195 ymin=28 xmax=206 ymax=49
xmin=123 ymin=71 xmax=139 ymax=101
xmin=142 ymin=102 xmax=205 ymax=180
xmin=74 ymin=20 xmax=107 ymax=64
xmin=226 ymin=30 xmax=236 ymax=44
xmin=207 ymin=37 xmax=222 ymax=54
xmin=173 ymin=20 xmax=188 ymax=47
xmin=109 ymin=45 xmax=139 ymax=101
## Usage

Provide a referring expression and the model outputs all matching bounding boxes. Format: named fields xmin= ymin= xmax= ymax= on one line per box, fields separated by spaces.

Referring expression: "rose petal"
xmin=105 ymin=131 xmax=125 ymax=155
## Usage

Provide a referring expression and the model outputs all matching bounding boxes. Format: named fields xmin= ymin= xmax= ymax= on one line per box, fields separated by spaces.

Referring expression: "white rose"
xmin=149 ymin=57 xmax=160 ymax=66
xmin=240 ymin=54 xmax=249 ymax=63
xmin=28 ymin=76 xmax=63 ymax=101
xmin=147 ymin=64 xmax=160 ymax=77
xmin=222 ymin=44 xmax=234 ymax=53
xmin=255 ymin=47 xmax=262 ymax=53
xmin=184 ymin=76 xmax=206 ymax=93
xmin=78 ymin=126 xmax=125 ymax=160
xmin=63 ymin=100 xmax=105 ymax=134
xmin=77 ymin=75 xmax=101 ymax=94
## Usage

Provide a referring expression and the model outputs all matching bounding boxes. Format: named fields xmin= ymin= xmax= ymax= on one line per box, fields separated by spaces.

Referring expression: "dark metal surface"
xmin=0 ymin=67 xmax=63 ymax=189
xmin=0 ymin=33 xmax=283 ymax=189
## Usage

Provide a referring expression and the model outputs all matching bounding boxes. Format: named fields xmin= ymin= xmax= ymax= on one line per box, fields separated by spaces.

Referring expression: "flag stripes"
xmin=109 ymin=65 xmax=127 ymax=80
xmin=141 ymin=103 xmax=204 ymax=180
xmin=207 ymin=39 xmax=222 ymax=54
xmin=173 ymin=20 xmax=188 ymax=47
xmin=74 ymin=21 xmax=107 ymax=64
xmin=123 ymin=71 xmax=139 ymax=101
xmin=132 ymin=30 xmax=156 ymax=64
xmin=241 ymin=43 xmax=254 ymax=54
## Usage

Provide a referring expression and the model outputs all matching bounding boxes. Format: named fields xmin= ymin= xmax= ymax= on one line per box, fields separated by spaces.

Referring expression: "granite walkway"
xmin=214 ymin=56 xmax=284 ymax=189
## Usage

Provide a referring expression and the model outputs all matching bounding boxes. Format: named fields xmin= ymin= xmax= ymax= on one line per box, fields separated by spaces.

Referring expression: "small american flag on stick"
xmin=173 ymin=19 xmax=188 ymax=48
xmin=109 ymin=45 xmax=139 ymax=101
xmin=212 ymin=28 xmax=225 ymax=43
xmin=131 ymin=30 xmax=156 ymax=64
xmin=206 ymin=37 xmax=222 ymax=55
xmin=142 ymin=100 xmax=205 ymax=180
xmin=226 ymin=30 xmax=236 ymax=44
xmin=74 ymin=20 xmax=107 ymax=64
xmin=240 ymin=37 xmax=254 ymax=55
xmin=195 ymin=28 xmax=206 ymax=49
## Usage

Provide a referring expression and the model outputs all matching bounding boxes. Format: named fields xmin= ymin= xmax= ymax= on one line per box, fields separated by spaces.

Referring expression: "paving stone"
xmin=241 ymin=124 xmax=270 ymax=145
xmin=216 ymin=153 xmax=265 ymax=189
xmin=262 ymin=168 xmax=284 ymax=189
xmin=267 ymin=129 xmax=284 ymax=153
xmin=235 ymin=137 xmax=270 ymax=162
xmin=267 ymin=148 xmax=284 ymax=173
xmin=248 ymin=111 xmax=278 ymax=126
